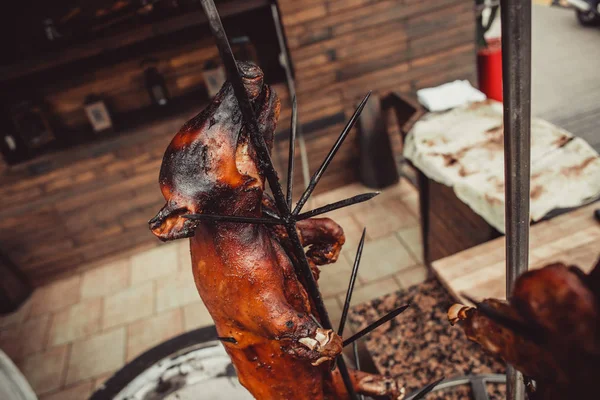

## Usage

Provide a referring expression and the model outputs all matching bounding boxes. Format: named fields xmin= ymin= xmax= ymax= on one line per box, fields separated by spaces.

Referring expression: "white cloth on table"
xmin=403 ymin=100 xmax=600 ymax=233
xmin=416 ymin=80 xmax=487 ymax=112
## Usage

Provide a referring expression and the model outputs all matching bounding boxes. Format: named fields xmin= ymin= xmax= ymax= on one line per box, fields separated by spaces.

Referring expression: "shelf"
xmin=0 ymin=0 xmax=269 ymax=83
xmin=5 ymin=70 xmax=287 ymax=171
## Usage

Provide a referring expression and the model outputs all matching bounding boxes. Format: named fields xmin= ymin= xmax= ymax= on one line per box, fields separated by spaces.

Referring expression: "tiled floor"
xmin=0 ymin=178 xmax=426 ymax=399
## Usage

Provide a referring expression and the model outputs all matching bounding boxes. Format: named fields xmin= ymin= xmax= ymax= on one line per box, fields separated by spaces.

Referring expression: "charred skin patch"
xmin=149 ymin=61 xmax=278 ymax=241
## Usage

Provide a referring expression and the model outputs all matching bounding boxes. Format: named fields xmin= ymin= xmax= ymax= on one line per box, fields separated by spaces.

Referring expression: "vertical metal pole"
xmin=270 ymin=2 xmax=311 ymax=191
xmin=500 ymin=1 xmax=532 ymax=399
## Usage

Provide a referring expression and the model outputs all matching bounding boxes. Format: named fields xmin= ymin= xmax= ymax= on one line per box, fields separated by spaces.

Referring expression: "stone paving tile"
xmin=20 ymin=345 xmax=69 ymax=395
xmin=48 ymin=298 xmax=102 ymax=346
xmin=394 ymin=264 xmax=429 ymax=289
xmin=80 ymin=259 xmax=130 ymax=299
xmin=126 ymin=308 xmax=184 ymax=361
xmin=318 ymin=255 xmax=357 ymax=298
xmin=92 ymin=370 xmax=117 ymax=391
xmin=29 ymin=275 xmax=82 ymax=318
xmin=0 ymin=298 xmax=32 ymax=330
xmin=401 ymin=191 xmax=420 ymax=218
xmin=155 ymin=267 xmax=200 ymax=313
xmin=338 ymin=277 xmax=400 ymax=310
xmin=312 ymin=183 xmax=367 ymax=212
xmin=353 ymin=201 xmax=418 ymax=240
xmin=102 ymin=282 xmax=154 ymax=330
xmin=349 ymin=234 xmax=418 ymax=284
xmin=0 ymin=324 xmax=22 ymax=361
xmin=130 ymin=242 xmax=179 ymax=285
xmin=310 ymin=182 xmax=376 ymax=220
xmin=39 ymin=380 xmax=94 ymax=400
xmin=66 ymin=328 xmax=125 ymax=385
xmin=182 ymin=301 xmax=214 ymax=331
xmin=19 ymin=315 xmax=51 ymax=358
xmin=335 ymin=215 xmax=365 ymax=255
xmin=178 ymin=240 xmax=193 ymax=271
xmin=381 ymin=196 xmax=419 ymax=224
xmin=324 ymin=297 xmax=346 ymax=335
xmin=396 ymin=226 xmax=424 ymax=263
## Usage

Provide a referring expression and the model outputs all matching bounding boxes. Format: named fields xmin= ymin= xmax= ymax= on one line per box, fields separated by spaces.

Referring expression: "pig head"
xmin=149 ymin=62 xmax=280 ymax=241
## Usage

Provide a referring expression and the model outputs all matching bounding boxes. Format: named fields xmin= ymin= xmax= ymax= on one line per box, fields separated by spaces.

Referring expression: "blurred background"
xmin=0 ymin=1 xmax=598 ymax=399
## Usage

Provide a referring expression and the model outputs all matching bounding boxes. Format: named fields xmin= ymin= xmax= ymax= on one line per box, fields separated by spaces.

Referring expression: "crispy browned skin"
xmin=150 ymin=62 xmax=403 ymax=399
xmin=449 ymin=259 xmax=600 ymax=399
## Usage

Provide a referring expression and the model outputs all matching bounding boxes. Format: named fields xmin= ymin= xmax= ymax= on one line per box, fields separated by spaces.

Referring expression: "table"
xmin=404 ymin=100 xmax=600 ymax=263
xmin=432 ymin=203 xmax=599 ymax=304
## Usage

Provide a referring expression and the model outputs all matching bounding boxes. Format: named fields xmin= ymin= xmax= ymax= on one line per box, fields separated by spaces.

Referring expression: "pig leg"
xmin=248 ymin=243 xmax=343 ymax=367
xmin=253 ymin=291 xmax=343 ymax=366
xmin=295 ymin=218 xmax=345 ymax=266
xmin=331 ymin=368 xmax=405 ymax=399
xmin=261 ymin=192 xmax=346 ymax=266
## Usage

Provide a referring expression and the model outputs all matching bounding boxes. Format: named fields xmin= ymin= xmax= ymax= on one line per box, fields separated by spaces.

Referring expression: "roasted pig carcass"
xmin=149 ymin=62 xmax=403 ymax=399
xmin=449 ymin=258 xmax=600 ymax=399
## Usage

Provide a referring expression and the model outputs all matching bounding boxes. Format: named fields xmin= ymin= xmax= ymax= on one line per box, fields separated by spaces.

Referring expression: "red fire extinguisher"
xmin=477 ymin=37 xmax=503 ymax=102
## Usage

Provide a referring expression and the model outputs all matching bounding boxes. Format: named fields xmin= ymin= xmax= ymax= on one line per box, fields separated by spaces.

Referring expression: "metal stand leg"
xmin=500 ymin=1 xmax=532 ymax=399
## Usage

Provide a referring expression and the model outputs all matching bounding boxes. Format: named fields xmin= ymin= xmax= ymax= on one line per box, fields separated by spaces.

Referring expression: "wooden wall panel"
xmin=0 ymin=115 xmax=179 ymax=286
xmin=280 ymin=0 xmax=475 ymax=132
xmin=0 ymin=0 xmax=476 ymax=286
xmin=41 ymin=38 xmax=218 ymax=129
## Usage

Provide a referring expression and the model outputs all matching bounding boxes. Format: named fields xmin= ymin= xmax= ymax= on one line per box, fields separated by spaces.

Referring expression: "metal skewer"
xmin=182 ymin=214 xmax=282 ymax=225
xmin=270 ymin=1 xmax=311 ymax=192
xmin=352 ymin=342 xmax=366 ymax=400
xmin=286 ymin=96 xmax=298 ymax=209
xmin=338 ymin=229 xmax=367 ymax=337
xmin=292 ymin=92 xmax=371 ymax=216
xmin=343 ymin=304 xmax=409 ymax=347
xmin=297 ymin=193 xmax=379 ymax=220
xmin=500 ymin=1 xmax=532 ymax=399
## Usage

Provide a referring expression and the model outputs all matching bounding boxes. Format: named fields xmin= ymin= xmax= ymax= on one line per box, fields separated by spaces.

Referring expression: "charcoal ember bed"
xmin=348 ymin=279 xmax=506 ymax=400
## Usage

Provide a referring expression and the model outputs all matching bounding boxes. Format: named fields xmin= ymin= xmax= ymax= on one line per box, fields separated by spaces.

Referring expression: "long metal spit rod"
xmin=198 ymin=1 xmax=359 ymax=398
xmin=500 ymin=1 xmax=532 ymax=399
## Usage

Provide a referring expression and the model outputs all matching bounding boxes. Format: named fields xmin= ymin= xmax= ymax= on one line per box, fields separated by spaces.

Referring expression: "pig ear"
xmin=149 ymin=203 xmax=196 ymax=241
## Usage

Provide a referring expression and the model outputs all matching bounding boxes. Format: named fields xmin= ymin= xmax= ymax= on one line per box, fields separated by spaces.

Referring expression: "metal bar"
xmin=270 ymin=2 xmax=311 ymax=191
xmin=352 ymin=341 xmax=361 ymax=370
xmin=217 ymin=336 xmax=238 ymax=344
xmin=500 ymin=1 xmax=532 ymax=399
xmin=352 ymin=342 xmax=366 ymax=400
xmin=470 ymin=376 xmax=491 ymax=400
xmin=338 ymin=229 xmax=366 ymax=336
xmin=284 ymin=221 xmax=360 ymax=399
xmin=183 ymin=214 xmax=282 ymax=225
xmin=286 ymin=96 xmax=298 ymax=209
xmin=343 ymin=304 xmax=409 ymax=347
xmin=297 ymin=193 xmax=379 ymax=221
xmin=406 ymin=377 xmax=445 ymax=400
xmin=200 ymin=0 xmax=289 ymax=216
xmin=293 ymin=92 xmax=371 ymax=216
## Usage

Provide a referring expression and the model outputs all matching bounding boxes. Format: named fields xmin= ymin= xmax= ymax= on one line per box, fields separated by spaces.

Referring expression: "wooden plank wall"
xmin=275 ymin=0 xmax=476 ymax=189
xmin=41 ymin=38 xmax=219 ymax=130
xmin=0 ymin=114 xmax=186 ymax=286
xmin=0 ymin=0 xmax=476 ymax=286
